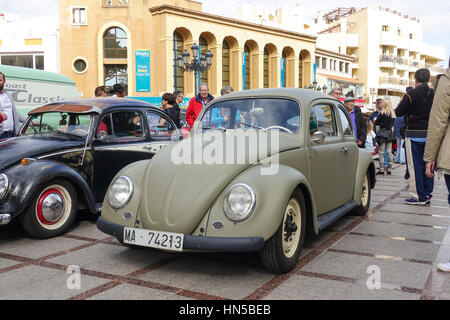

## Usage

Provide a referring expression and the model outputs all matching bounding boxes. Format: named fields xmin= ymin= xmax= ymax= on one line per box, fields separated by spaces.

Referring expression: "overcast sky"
xmin=1 ymin=0 xmax=448 ymax=65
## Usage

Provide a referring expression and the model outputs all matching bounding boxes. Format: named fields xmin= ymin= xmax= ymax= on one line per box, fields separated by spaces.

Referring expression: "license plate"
xmin=123 ymin=227 xmax=184 ymax=252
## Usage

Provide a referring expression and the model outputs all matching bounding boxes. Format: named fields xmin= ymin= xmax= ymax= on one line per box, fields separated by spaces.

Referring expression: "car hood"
xmin=0 ymin=134 xmax=85 ymax=171
xmin=139 ymin=130 xmax=301 ymax=234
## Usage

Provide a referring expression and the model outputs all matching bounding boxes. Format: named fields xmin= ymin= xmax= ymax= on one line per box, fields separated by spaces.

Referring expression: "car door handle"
xmin=340 ymin=147 xmax=349 ymax=153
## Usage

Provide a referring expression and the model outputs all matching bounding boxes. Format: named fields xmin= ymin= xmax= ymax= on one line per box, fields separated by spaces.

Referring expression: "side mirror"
xmin=311 ymin=131 xmax=326 ymax=144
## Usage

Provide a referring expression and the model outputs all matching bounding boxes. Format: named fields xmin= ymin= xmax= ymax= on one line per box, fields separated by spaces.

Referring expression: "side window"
xmin=100 ymin=111 xmax=144 ymax=139
xmin=338 ymin=107 xmax=354 ymax=136
xmin=309 ymin=104 xmax=337 ymax=137
xmin=146 ymin=111 xmax=175 ymax=137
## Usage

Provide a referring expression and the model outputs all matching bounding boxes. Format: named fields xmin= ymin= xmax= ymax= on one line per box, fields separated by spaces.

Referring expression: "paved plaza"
xmin=0 ymin=164 xmax=449 ymax=300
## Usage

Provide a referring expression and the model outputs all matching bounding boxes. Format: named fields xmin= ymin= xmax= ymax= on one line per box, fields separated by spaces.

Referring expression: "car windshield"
xmin=21 ymin=112 xmax=92 ymax=139
xmin=196 ymin=98 xmax=300 ymax=133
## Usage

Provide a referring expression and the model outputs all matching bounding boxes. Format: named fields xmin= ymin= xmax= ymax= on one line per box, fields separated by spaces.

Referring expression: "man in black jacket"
xmin=344 ymin=96 xmax=366 ymax=148
xmin=395 ymin=68 xmax=434 ymax=205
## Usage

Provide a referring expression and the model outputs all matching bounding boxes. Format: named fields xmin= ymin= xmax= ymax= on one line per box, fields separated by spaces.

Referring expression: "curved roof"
xmin=0 ymin=65 xmax=76 ymax=85
xmin=212 ymin=88 xmax=339 ymax=106
xmin=28 ymin=97 xmax=158 ymax=115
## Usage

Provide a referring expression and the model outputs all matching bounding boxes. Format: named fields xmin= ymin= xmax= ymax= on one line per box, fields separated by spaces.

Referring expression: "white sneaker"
xmin=437 ymin=262 xmax=450 ymax=272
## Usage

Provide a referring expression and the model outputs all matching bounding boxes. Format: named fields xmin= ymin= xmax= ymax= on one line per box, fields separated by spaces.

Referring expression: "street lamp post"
xmin=322 ymin=84 xmax=327 ymax=94
xmin=176 ymin=43 xmax=213 ymax=95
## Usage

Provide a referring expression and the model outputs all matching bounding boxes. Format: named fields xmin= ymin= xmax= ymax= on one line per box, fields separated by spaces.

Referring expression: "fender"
xmin=204 ymin=164 xmax=318 ymax=240
xmin=353 ymin=149 xmax=376 ymax=205
xmin=1 ymin=160 xmax=96 ymax=219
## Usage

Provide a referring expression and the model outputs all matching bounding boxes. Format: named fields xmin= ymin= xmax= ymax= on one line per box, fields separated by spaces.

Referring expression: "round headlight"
xmin=222 ymin=183 xmax=256 ymax=222
xmin=0 ymin=174 xmax=9 ymax=199
xmin=107 ymin=176 xmax=133 ymax=209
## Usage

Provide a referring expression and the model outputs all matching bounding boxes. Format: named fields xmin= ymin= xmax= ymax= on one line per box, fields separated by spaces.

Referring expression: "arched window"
xmin=222 ymin=40 xmax=230 ymax=87
xmin=263 ymin=48 xmax=269 ymax=88
xmin=173 ymin=31 xmax=184 ymax=92
xmin=103 ymin=27 xmax=128 ymax=95
xmin=199 ymin=35 xmax=208 ymax=86
xmin=104 ymin=27 xmax=127 ymax=59
xmin=244 ymin=44 xmax=250 ymax=90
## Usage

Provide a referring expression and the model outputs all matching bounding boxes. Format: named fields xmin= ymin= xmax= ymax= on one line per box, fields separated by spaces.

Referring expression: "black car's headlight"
xmin=107 ymin=176 xmax=133 ymax=209
xmin=222 ymin=183 xmax=256 ymax=222
xmin=0 ymin=174 xmax=9 ymax=199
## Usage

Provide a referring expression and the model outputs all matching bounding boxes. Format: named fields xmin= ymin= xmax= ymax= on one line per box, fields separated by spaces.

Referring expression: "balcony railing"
xmin=103 ymin=0 xmax=129 ymax=7
xmin=379 ymin=77 xmax=399 ymax=85
xmin=380 ymin=54 xmax=397 ymax=63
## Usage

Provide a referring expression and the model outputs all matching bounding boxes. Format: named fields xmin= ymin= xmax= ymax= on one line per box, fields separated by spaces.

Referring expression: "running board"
xmin=317 ymin=201 xmax=358 ymax=232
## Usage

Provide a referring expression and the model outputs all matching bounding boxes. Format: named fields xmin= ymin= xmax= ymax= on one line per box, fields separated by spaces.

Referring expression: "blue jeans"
xmin=410 ymin=140 xmax=434 ymax=202
xmin=395 ymin=137 xmax=405 ymax=163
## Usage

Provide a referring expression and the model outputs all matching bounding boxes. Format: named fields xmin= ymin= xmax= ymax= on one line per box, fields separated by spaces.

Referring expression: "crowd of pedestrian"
xmin=2 ymin=62 xmax=449 ymax=272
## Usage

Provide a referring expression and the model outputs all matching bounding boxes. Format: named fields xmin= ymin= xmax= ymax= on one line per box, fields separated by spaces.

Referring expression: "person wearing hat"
xmin=109 ymin=83 xmax=126 ymax=98
xmin=344 ymin=96 xmax=366 ymax=148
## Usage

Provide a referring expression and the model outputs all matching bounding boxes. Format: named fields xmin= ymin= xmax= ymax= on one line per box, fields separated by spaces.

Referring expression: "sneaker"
xmin=437 ymin=262 xmax=450 ymax=272
xmin=404 ymin=198 xmax=428 ymax=205
xmin=425 ymin=195 xmax=432 ymax=204
xmin=386 ymin=171 xmax=392 ymax=175
xmin=376 ymin=171 xmax=385 ymax=175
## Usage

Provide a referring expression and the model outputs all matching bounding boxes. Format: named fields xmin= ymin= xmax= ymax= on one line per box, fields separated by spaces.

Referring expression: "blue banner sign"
xmin=135 ymin=50 xmax=150 ymax=92
xmin=281 ymin=58 xmax=286 ymax=87
xmin=128 ymin=96 xmax=190 ymax=109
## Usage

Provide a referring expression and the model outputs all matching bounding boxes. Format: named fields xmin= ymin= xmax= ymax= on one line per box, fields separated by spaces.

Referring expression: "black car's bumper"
xmin=97 ymin=216 xmax=264 ymax=252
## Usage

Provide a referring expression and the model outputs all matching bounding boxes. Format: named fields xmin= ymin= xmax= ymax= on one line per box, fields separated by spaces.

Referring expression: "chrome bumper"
xmin=0 ymin=214 xmax=11 ymax=225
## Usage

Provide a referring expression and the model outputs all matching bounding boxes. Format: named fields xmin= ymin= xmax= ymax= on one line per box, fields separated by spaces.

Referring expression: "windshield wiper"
xmin=199 ymin=126 xmax=226 ymax=132
xmin=239 ymin=121 xmax=265 ymax=130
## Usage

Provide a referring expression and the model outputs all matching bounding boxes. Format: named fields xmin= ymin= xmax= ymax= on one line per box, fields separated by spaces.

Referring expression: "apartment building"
xmin=0 ymin=12 xmax=60 ymax=73
xmin=316 ymin=6 xmax=446 ymax=108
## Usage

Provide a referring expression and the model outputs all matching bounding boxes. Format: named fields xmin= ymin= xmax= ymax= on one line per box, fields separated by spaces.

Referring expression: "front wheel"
xmin=21 ymin=179 xmax=78 ymax=239
xmin=260 ymin=189 xmax=306 ymax=274
xmin=350 ymin=172 xmax=371 ymax=216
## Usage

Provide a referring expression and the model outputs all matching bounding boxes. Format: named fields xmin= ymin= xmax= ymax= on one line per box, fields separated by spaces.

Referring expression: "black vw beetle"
xmin=0 ymin=98 xmax=180 ymax=238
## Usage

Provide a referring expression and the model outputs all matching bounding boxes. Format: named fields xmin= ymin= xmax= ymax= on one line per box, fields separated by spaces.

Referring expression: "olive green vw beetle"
xmin=97 ymin=88 xmax=376 ymax=274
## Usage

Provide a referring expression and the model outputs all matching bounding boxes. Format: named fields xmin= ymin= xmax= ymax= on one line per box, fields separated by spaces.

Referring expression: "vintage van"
xmin=0 ymin=65 xmax=81 ymax=117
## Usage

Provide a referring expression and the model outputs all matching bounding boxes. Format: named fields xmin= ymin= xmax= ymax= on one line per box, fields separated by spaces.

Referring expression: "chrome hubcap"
xmin=42 ymin=193 xmax=65 ymax=222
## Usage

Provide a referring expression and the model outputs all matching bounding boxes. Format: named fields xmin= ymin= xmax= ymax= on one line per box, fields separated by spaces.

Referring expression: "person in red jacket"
xmin=185 ymin=83 xmax=214 ymax=128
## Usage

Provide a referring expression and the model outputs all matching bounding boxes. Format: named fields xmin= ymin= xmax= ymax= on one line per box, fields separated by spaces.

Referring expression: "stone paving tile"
xmin=381 ymin=203 xmax=448 ymax=216
xmin=0 ymin=257 xmax=21 ymax=269
xmin=0 ymin=265 xmax=108 ymax=300
xmin=353 ymin=221 xmax=447 ymax=242
xmin=88 ymin=283 xmax=192 ymax=300
xmin=332 ymin=233 xmax=440 ymax=262
xmin=301 ymin=251 xmax=431 ymax=289
xmin=66 ymin=219 xmax=110 ymax=240
xmin=48 ymin=243 xmax=173 ymax=276
xmin=0 ymin=236 xmax=90 ymax=259
xmin=263 ymin=275 xmax=420 ymax=300
xmin=370 ymin=211 xmax=450 ymax=227
xmin=136 ymin=255 xmax=273 ymax=300
xmin=442 ymin=275 xmax=450 ymax=295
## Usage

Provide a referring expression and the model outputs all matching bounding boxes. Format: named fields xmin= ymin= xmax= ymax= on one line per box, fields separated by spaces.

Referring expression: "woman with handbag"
xmin=375 ymin=98 xmax=396 ymax=175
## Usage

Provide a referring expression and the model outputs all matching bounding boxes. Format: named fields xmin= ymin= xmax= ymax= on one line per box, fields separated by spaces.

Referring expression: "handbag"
xmin=377 ymin=127 xmax=391 ymax=139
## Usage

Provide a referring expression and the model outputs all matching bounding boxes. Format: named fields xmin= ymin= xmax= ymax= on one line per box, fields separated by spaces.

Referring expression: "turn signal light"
xmin=20 ymin=158 xmax=36 ymax=165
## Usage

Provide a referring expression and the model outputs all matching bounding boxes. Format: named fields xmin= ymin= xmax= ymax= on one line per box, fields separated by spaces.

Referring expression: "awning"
xmin=317 ymin=73 xmax=363 ymax=84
